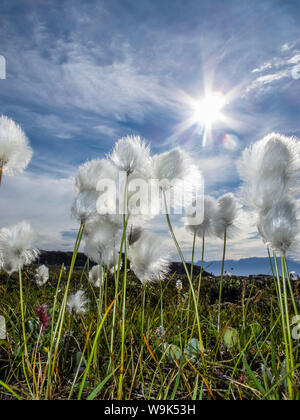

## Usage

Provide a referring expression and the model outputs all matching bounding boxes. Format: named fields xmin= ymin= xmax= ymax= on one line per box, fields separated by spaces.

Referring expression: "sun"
xmin=193 ymin=92 xmax=226 ymax=126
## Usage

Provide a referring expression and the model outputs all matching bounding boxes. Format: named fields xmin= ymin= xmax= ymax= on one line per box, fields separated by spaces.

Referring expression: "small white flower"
xmin=67 ymin=291 xmax=89 ymax=316
xmin=35 ymin=265 xmax=49 ymax=287
xmin=155 ymin=325 xmax=165 ymax=337
xmin=0 ymin=221 xmax=39 ymax=275
xmin=176 ymin=280 xmax=183 ymax=291
xmin=0 ymin=116 xmax=33 ymax=180
xmin=89 ymin=265 xmax=104 ymax=288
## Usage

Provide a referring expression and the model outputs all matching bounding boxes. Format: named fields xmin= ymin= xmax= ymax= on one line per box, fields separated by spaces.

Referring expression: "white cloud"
xmin=247 ymin=70 xmax=290 ymax=93
xmin=252 ymin=62 xmax=273 ymax=73
xmin=93 ymin=125 xmax=119 ymax=138
xmin=198 ymin=154 xmax=238 ymax=189
xmin=0 ymin=171 xmax=78 ymax=251
xmin=3 ymin=39 xmax=176 ymax=124
xmin=248 ymin=44 xmax=300 ymax=94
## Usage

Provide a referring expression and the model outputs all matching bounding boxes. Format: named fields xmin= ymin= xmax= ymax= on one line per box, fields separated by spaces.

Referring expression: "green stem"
xmin=281 ymin=255 xmax=295 ymax=398
xmin=163 ymin=191 xmax=205 ymax=365
xmin=108 ymin=233 xmax=125 ymax=373
xmin=117 ymin=173 xmax=129 ymax=400
xmin=45 ymin=223 xmax=84 ymax=399
xmin=190 ymin=232 xmax=196 ymax=281
xmin=273 ymin=252 xmax=293 ymax=400
xmin=19 ymin=268 xmax=30 ymax=370
xmin=217 ymin=230 xmax=227 ymax=333
xmin=283 ymin=256 xmax=298 ymax=317
xmin=198 ymin=232 xmax=205 ymax=304
xmin=141 ymin=286 xmax=146 ymax=339
xmin=191 ymin=233 xmax=205 ymax=338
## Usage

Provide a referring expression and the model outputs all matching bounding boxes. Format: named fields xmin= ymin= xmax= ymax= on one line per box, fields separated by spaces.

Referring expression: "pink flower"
xmin=36 ymin=305 xmax=51 ymax=332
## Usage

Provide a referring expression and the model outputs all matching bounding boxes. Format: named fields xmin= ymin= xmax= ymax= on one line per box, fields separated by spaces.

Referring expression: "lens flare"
xmin=223 ymin=134 xmax=239 ymax=151
xmin=193 ymin=92 xmax=225 ymax=126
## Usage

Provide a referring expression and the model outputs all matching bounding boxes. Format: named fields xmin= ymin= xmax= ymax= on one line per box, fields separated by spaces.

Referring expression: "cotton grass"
xmin=35 ymin=265 xmax=50 ymax=287
xmin=0 ymin=116 xmax=33 ymax=184
xmin=237 ymin=132 xmax=300 ymax=399
xmin=0 ymin=221 xmax=39 ymax=275
xmin=128 ymin=230 xmax=170 ymax=284
xmin=67 ymin=291 xmax=89 ymax=316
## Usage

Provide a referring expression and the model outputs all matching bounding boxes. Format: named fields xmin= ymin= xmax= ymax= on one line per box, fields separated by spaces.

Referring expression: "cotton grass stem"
xmin=117 ymin=173 xmax=129 ymax=400
xmin=190 ymin=232 xmax=196 ymax=280
xmin=45 ymin=223 xmax=84 ymax=399
xmin=19 ymin=268 xmax=31 ymax=373
xmin=273 ymin=252 xmax=294 ymax=400
xmin=108 ymin=243 xmax=124 ymax=373
xmin=78 ymin=296 xmax=118 ymax=400
xmin=283 ymin=257 xmax=298 ymax=317
xmin=163 ymin=191 xmax=205 ymax=365
xmin=198 ymin=232 xmax=205 ymax=303
xmin=191 ymin=233 xmax=205 ymax=339
xmin=217 ymin=230 xmax=227 ymax=333
xmin=280 ymin=255 xmax=295 ymax=397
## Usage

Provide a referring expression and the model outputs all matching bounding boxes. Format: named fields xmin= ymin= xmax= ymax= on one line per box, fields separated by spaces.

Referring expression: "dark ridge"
xmin=37 ymin=251 xmax=213 ymax=277
xmin=38 ymin=250 xmax=91 ymax=268
xmin=168 ymin=262 xmax=212 ymax=277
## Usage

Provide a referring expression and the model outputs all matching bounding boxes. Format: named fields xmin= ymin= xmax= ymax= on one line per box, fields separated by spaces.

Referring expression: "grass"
xmin=0 ymin=263 xmax=299 ymax=400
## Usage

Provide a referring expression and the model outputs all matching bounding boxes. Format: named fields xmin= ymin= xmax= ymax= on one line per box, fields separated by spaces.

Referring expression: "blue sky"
xmin=0 ymin=0 xmax=300 ymax=260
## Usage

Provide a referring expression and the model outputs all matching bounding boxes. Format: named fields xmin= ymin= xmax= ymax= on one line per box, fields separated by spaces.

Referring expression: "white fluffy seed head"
xmin=110 ymin=135 xmax=152 ymax=176
xmin=237 ymin=133 xmax=300 ymax=212
xmin=75 ymin=158 xmax=118 ymax=193
xmin=71 ymin=190 xmax=99 ymax=224
xmin=152 ymin=147 xmax=200 ymax=188
xmin=185 ymin=195 xmax=218 ymax=238
xmin=67 ymin=291 xmax=89 ymax=316
xmin=35 ymin=265 xmax=49 ymax=287
xmin=128 ymin=230 xmax=170 ymax=284
xmin=258 ymin=198 xmax=299 ymax=255
xmin=214 ymin=193 xmax=240 ymax=239
xmin=84 ymin=221 xmax=121 ymax=270
xmin=0 ymin=221 xmax=39 ymax=275
xmin=89 ymin=265 xmax=104 ymax=288
xmin=0 ymin=116 xmax=33 ymax=176
xmin=152 ymin=148 xmax=203 ymax=212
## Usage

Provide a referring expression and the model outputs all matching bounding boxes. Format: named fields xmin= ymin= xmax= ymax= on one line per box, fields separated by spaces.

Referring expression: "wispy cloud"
xmin=247 ymin=45 xmax=300 ymax=94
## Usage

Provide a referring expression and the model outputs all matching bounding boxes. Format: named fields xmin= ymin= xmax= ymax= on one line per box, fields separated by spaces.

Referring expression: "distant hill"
xmin=38 ymin=250 xmax=90 ymax=268
xmin=195 ymin=257 xmax=300 ymax=276
xmin=37 ymin=251 xmax=211 ymax=276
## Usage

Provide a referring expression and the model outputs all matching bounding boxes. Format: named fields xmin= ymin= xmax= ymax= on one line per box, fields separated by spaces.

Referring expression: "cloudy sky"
xmin=0 ymin=0 xmax=300 ymax=261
